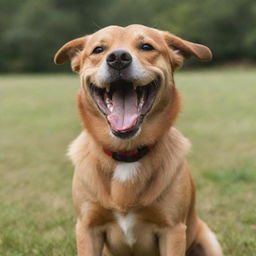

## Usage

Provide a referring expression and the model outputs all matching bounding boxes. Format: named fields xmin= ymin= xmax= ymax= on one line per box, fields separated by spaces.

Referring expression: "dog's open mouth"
xmin=89 ymin=79 xmax=159 ymax=138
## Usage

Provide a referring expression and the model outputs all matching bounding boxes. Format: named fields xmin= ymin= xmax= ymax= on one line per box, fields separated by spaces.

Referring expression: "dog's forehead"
xmin=89 ymin=25 xmax=163 ymax=44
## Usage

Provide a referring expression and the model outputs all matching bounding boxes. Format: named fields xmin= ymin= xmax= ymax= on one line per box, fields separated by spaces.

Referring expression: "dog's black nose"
xmin=106 ymin=50 xmax=132 ymax=70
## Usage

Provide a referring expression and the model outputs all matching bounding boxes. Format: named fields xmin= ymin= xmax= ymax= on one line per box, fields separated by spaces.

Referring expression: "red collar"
xmin=103 ymin=145 xmax=154 ymax=162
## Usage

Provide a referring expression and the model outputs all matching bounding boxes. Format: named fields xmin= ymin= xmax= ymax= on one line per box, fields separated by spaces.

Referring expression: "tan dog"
xmin=54 ymin=25 xmax=223 ymax=256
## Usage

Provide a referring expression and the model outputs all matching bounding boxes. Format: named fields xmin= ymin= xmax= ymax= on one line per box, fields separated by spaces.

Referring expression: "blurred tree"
xmin=153 ymin=0 xmax=256 ymax=64
xmin=0 ymin=0 xmax=255 ymax=72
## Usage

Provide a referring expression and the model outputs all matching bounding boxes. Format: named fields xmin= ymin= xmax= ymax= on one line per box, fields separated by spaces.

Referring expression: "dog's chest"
xmin=106 ymin=210 xmax=160 ymax=255
xmin=110 ymin=162 xmax=142 ymax=210
xmin=107 ymin=163 xmax=161 ymax=252
xmin=114 ymin=211 xmax=136 ymax=246
xmin=113 ymin=162 xmax=139 ymax=182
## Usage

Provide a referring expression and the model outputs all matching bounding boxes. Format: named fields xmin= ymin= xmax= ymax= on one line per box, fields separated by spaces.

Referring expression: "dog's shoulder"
xmin=67 ymin=131 xmax=90 ymax=166
xmin=166 ymin=127 xmax=191 ymax=163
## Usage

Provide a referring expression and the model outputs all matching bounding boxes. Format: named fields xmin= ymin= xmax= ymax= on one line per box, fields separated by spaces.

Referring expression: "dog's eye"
xmin=139 ymin=43 xmax=155 ymax=51
xmin=92 ymin=46 xmax=105 ymax=54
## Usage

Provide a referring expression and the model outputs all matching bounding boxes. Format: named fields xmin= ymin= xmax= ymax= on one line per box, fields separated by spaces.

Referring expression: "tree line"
xmin=0 ymin=0 xmax=255 ymax=72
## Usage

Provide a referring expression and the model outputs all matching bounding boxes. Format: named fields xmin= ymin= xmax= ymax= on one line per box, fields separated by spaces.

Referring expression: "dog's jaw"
xmin=88 ymin=78 xmax=160 ymax=139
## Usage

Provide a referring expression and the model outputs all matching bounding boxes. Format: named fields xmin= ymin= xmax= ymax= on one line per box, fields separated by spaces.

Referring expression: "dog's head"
xmin=54 ymin=25 xmax=212 ymax=148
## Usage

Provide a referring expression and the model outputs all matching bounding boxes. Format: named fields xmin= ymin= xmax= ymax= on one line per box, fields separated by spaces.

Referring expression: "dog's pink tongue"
xmin=107 ymin=89 xmax=138 ymax=132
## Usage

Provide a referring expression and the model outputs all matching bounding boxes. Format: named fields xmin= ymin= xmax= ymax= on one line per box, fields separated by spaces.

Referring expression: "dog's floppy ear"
xmin=163 ymin=32 xmax=212 ymax=68
xmin=54 ymin=36 xmax=87 ymax=73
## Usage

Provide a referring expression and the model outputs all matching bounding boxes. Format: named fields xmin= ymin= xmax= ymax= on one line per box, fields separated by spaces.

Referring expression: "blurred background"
xmin=1 ymin=0 xmax=256 ymax=72
xmin=1 ymin=0 xmax=256 ymax=256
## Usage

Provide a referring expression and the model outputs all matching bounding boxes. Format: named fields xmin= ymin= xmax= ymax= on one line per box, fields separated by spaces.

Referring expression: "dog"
xmin=54 ymin=24 xmax=223 ymax=256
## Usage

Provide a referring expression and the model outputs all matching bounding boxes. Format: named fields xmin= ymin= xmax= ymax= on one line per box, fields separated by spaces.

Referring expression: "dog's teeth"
xmin=108 ymin=104 xmax=113 ymax=112
xmin=139 ymin=90 xmax=146 ymax=109
xmin=106 ymin=101 xmax=113 ymax=112
xmin=139 ymin=99 xmax=144 ymax=109
xmin=105 ymin=97 xmax=111 ymax=104
xmin=104 ymin=93 xmax=113 ymax=112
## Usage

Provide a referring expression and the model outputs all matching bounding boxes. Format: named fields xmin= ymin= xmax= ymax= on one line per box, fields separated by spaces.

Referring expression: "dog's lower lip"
xmin=89 ymin=79 xmax=159 ymax=137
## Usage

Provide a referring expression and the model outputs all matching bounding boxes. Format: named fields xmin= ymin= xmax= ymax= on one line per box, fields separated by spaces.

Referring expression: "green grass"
xmin=0 ymin=69 xmax=255 ymax=255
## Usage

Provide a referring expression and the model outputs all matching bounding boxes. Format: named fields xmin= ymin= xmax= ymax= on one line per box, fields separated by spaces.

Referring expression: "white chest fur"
xmin=113 ymin=162 xmax=140 ymax=182
xmin=114 ymin=212 xmax=136 ymax=246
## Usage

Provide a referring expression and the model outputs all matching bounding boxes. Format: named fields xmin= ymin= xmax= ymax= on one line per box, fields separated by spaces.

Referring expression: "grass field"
xmin=0 ymin=69 xmax=255 ymax=255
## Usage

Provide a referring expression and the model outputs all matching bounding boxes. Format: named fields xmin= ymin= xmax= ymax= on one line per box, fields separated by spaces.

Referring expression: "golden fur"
xmin=54 ymin=24 xmax=222 ymax=256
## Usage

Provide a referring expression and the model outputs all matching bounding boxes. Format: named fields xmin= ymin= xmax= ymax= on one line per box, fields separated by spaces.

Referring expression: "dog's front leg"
xmin=159 ymin=223 xmax=187 ymax=256
xmin=76 ymin=219 xmax=104 ymax=256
